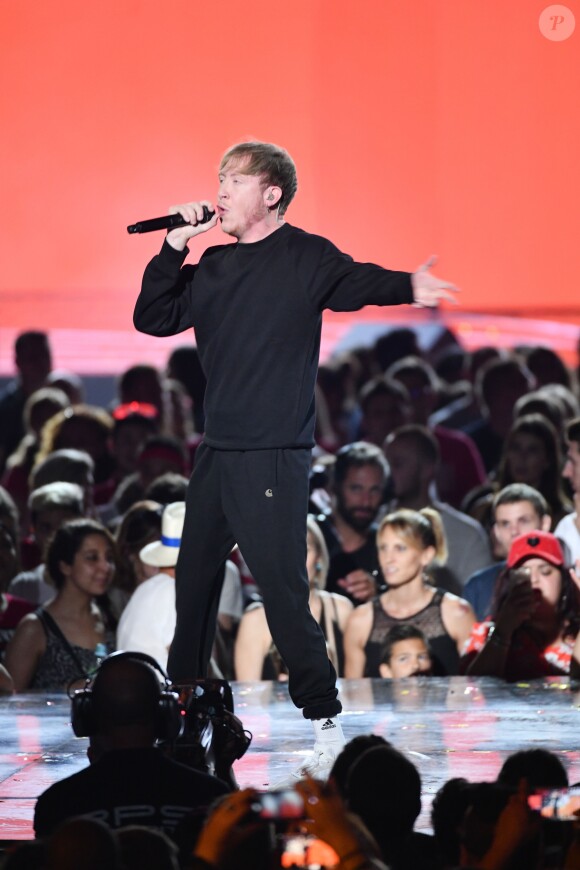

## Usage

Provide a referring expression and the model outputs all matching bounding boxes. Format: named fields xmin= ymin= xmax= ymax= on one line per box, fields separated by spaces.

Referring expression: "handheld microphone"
xmin=127 ymin=206 xmax=215 ymax=234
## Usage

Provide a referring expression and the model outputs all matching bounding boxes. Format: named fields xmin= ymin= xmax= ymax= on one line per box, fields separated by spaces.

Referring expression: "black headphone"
xmin=71 ymin=650 xmax=183 ymax=741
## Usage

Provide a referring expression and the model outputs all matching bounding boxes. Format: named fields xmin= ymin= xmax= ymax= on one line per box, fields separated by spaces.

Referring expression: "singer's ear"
xmin=264 ymin=185 xmax=282 ymax=208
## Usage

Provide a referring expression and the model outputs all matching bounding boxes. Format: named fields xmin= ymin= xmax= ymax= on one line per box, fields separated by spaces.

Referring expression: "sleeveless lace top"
xmin=31 ymin=609 xmax=112 ymax=691
xmin=364 ymin=588 xmax=459 ymax=676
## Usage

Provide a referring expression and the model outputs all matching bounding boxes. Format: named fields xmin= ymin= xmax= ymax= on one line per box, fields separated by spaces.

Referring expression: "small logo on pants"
xmin=265 ymin=489 xmax=273 ymax=497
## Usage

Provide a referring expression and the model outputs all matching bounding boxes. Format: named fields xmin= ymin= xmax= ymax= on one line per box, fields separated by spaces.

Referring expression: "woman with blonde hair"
xmin=234 ymin=515 xmax=353 ymax=679
xmin=344 ymin=508 xmax=475 ymax=677
xmin=35 ymin=404 xmax=115 ymax=485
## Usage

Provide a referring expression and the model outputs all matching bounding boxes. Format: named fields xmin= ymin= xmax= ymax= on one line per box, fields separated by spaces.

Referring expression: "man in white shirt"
xmin=555 ymin=418 xmax=580 ymax=564
xmin=117 ymin=502 xmax=242 ymax=672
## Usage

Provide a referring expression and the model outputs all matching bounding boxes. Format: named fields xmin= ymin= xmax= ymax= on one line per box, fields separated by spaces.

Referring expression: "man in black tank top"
xmin=318 ymin=442 xmax=390 ymax=604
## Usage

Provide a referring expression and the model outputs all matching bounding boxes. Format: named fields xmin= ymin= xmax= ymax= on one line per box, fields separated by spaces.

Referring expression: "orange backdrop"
xmin=1 ymin=0 xmax=579 ymax=335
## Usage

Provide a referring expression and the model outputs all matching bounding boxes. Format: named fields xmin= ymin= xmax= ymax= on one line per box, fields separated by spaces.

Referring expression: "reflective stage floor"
xmin=1 ymin=677 xmax=580 ymax=841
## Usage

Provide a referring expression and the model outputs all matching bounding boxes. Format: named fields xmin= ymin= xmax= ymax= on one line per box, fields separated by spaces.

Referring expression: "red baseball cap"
xmin=507 ymin=531 xmax=565 ymax=569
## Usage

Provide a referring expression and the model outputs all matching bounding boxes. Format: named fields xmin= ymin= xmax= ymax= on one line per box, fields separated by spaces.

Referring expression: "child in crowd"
xmin=378 ymin=624 xmax=433 ymax=679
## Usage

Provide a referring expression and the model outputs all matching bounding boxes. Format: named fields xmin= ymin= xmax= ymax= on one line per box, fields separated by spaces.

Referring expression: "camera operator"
xmin=171 ymin=679 xmax=251 ymax=791
xmin=34 ymin=652 xmax=230 ymax=838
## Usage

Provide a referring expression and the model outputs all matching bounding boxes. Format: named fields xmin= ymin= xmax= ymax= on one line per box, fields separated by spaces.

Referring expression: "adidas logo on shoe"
xmin=320 ymin=718 xmax=336 ymax=731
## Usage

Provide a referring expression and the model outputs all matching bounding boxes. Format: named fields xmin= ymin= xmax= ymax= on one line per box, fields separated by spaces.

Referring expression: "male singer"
xmin=133 ymin=140 xmax=457 ymax=777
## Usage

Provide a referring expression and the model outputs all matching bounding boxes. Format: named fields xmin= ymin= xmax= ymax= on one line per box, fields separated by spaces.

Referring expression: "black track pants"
xmin=167 ymin=443 xmax=341 ymax=720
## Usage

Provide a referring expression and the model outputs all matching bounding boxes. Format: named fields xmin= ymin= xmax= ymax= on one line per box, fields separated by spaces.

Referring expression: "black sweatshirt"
xmin=134 ymin=223 xmax=414 ymax=450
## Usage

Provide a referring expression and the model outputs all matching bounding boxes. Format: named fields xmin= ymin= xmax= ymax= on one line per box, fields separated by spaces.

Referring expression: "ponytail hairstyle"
xmin=377 ymin=507 xmax=448 ymax=565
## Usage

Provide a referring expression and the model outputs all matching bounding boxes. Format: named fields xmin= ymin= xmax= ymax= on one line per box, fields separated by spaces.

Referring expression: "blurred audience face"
xmin=132 ymin=557 xmax=160 ymax=584
xmin=504 ymin=431 xmax=549 ymax=490
xmin=390 ymin=370 xmax=436 ymax=425
xmin=377 ymin=526 xmax=433 ymax=588
xmin=31 ymin=450 xmax=95 ymax=509
xmin=112 ymin=420 xmax=157 ymax=477
xmin=46 ymin=370 xmax=84 ymax=405
xmin=493 ymin=501 xmax=550 ymax=559
xmin=379 ymin=637 xmax=433 ymax=678
xmin=15 ymin=334 xmax=52 ymax=393
xmin=27 ymin=391 xmax=70 ymax=437
xmin=361 ymin=393 xmax=409 ymax=446
xmin=114 ymin=501 xmax=163 ymax=592
xmin=384 ymin=437 xmax=431 ymax=502
xmin=563 ymin=439 xmax=580 ymax=495
xmin=525 ymin=558 xmax=562 ymax=609
xmin=60 ymin=533 xmax=115 ymax=598
xmin=513 ymin=557 xmax=562 ymax=617
xmin=335 ymin=464 xmax=384 ymax=532
xmin=139 ymin=454 xmax=184 ymax=490
xmin=121 ymin=369 xmax=163 ymax=415
xmin=483 ymin=364 xmax=533 ymax=423
xmin=34 ymin=507 xmax=82 ymax=554
xmin=56 ymin=417 xmax=109 ymax=463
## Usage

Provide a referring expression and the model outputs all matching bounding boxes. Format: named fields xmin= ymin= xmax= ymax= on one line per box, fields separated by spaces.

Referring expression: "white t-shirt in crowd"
xmin=555 ymin=513 xmax=580 ymax=564
xmin=116 ymin=560 xmax=242 ymax=670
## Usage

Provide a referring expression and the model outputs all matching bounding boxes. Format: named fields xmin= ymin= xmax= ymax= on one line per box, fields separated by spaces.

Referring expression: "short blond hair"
xmin=220 ymin=140 xmax=297 ymax=216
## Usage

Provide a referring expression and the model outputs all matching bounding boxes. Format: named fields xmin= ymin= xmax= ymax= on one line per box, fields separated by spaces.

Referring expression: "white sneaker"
xmin=270 ymin=716 xmax=346 ymax=787
xmin=292 ymin=741 xmax=341 ymax=780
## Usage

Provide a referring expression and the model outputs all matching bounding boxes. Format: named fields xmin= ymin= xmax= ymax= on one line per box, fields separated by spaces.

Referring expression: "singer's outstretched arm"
xmin=411 ymin=255 xmax=459 ymax=308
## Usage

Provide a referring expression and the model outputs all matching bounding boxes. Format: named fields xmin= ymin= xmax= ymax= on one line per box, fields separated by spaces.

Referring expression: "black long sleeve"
xmin=134 ymin=224 xmax=413 ymax=450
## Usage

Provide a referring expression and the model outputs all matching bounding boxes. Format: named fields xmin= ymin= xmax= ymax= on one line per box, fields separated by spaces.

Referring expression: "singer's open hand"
xmin=165 ymin=200 xmax=219 ymax=251
xmin=411 ymin=256 xmax=459 ymax=308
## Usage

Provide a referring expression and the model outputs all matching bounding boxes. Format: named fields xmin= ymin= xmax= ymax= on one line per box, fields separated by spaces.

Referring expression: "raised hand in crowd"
xmin=191 ymin=788 xmax=262 ymax=868
xmin=295 ymin=774 xmax=386 ymax=870
xmin=337 ymin=568 xmax=378 ymax=603
xmin=476 ymin=779 xmax=542 ymax=870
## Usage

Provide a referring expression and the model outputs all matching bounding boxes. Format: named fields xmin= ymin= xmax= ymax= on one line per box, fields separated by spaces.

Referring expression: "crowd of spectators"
xmin=5 ymin=662 xmax=580 ymax=868
xmin=1 ymin=327 xmax=580 ymax=866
